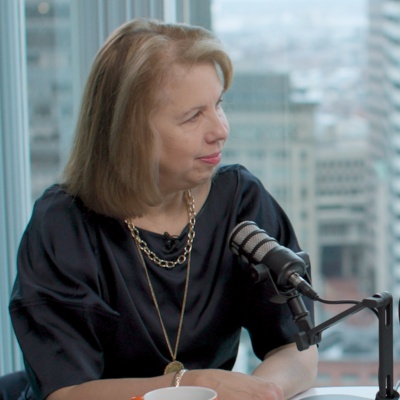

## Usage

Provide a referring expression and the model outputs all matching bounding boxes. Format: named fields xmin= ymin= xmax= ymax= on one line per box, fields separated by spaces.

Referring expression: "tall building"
xmin=223 ymin=72 xmax=319 ymax=279
xmin=316 ymin=134 xmax=372 ymax=293
xmin=367 ymin=0 xmax=400 ymax=299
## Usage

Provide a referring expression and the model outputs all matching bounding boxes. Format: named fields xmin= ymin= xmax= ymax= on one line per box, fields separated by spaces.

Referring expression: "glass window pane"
xmin=26 ymin=0 xmax=72 ymax=200
xmin=20 ymin=0 xmax=400 ymax=388
xmin=212 ymin=0 xmax=400 ymax=387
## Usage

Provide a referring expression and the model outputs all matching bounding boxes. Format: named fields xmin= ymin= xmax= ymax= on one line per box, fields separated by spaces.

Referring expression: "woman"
xmin=9 ymin=19 xmax=318 ymax=400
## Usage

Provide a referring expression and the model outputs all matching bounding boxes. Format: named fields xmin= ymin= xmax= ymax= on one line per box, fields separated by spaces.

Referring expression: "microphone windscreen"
xmin=229 ymin=221 xmax=278 ymax=263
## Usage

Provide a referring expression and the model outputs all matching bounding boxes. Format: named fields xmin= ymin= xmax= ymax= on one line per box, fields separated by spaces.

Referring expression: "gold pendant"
xmin=164 ymin=360 xmax=184 ymax=374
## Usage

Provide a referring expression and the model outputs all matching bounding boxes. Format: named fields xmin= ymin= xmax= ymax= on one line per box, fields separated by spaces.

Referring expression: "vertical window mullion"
xmin=0 ymin=0 xmax=31 ymax=374
xmin=163 ymin=0 xmax=177 ymax=22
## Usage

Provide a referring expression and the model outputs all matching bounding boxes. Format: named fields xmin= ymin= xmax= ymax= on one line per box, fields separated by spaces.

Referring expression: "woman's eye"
xmin=184 ymin=98 xmax=223 ymax=124
xmin=187 ymin=112 xmax=201 ymax=122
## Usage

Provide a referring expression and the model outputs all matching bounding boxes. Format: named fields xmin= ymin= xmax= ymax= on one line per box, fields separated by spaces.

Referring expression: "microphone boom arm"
xmin=247 ymin=262 xmax=398 ymax=400
xmin=295 ymin=292 xmax=399 ymax=400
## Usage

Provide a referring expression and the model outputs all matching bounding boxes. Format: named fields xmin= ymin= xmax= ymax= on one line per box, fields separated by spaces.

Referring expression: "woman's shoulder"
xmin=27 ymin=184 xmax=125 ymax=243
xmin=32 ymin=184 xmax=111 ymax=225
xmin=27 ymin=184 xmax=101 ymax=240
xmin=33 ymin=184 xmax=84 ymax=214
xmin=214 ymin=163 xmax=258 ymax=181
xmin=214 ymin=163 xmax=248 ymax=177
xmin=201 ymin=164 xmax=269 ymax=219
xmin=213 ymin=163 xmax=265 ymax=193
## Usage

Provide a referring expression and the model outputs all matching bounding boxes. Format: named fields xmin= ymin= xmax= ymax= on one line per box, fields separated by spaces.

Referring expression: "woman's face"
xmin=151 ymin=62 xmax=229 ymax=193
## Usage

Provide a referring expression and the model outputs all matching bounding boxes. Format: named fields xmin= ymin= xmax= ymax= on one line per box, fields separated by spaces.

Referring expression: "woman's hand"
xmin=182 ymin=369 xmax=284 ymax=400
xmin=182 ymin=343 xmax=318 ymax=400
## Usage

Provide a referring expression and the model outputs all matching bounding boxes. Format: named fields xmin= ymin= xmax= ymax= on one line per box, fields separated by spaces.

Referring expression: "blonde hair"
xmin=62 ymin=19 xmax=233 ymax=219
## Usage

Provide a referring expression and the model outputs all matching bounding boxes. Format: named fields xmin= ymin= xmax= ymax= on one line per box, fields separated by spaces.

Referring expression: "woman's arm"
xmin=47 ymin=374 xmax=175 ymax=400
xmin=181 ymin=343 xmax=318 ymax=400
xmin=47 ymin=344 xmax=317 ymax=400
xmin=252 ymin=343 xmax=319 ymax=399
xmin=182 ymin=343 xmax=317 ymax=400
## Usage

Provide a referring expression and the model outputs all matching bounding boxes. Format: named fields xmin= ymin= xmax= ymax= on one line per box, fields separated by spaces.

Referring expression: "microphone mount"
xmin=296 ymin=292 xmax=399 ymax=400
xmin=248 ymin=259 xmax=399 ymax=400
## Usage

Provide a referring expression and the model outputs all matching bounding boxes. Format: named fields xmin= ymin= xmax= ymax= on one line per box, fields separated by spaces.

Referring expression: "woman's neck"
xmin=130 ymin=181 xmax=210 ymax=235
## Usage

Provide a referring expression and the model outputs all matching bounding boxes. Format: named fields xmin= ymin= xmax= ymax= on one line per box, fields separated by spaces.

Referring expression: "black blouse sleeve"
xmin=9 ymin=186 xmax=120 ymax=400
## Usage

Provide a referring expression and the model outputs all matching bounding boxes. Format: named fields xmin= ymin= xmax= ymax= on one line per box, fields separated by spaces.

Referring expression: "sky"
xmin=212 ymin=0 xmax=367 ymax=33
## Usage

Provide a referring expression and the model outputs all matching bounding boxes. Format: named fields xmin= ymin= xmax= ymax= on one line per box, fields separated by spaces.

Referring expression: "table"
xmin=291 ymin=386 xmax=378 ymax=400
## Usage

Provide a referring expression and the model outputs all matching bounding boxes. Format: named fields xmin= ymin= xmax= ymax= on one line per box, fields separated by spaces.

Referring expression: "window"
xmin=2 ymin=0 xmax=400 ymax=389
xmin=216 ymin=0 xmax=400 ymax=386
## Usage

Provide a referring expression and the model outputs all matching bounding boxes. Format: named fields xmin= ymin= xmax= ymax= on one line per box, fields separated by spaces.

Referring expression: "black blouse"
xmin=9 ymin=164 xmax=314 ymax=400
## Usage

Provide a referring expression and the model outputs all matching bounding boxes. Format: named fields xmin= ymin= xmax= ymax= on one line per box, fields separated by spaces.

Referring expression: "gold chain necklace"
xmin=135 ymin=242 xmax=191 ymax=374
xmin=125 ymin=190 xmax=196 ymax=269
xmin=125 ymin=190 xmax=195 ymax=374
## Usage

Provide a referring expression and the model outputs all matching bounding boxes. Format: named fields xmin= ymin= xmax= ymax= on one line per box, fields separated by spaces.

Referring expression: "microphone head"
xmin=229 ymin=221 xmax=315 ymax=297
xmin=229 ymin=221 xmax=279 ymax=264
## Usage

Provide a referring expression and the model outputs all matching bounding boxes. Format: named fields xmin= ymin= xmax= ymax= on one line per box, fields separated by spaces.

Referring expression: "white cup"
xmin=131 ymin=386 xmax=218 ymax=400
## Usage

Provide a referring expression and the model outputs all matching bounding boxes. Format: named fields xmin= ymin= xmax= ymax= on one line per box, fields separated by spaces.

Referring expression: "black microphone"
xmin=229 ymin=221 xmax=319 ymax=300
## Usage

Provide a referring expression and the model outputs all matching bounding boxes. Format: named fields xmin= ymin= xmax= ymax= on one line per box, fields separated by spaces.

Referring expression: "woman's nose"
xmin=206 ymin=110 xmax=229 ymax=141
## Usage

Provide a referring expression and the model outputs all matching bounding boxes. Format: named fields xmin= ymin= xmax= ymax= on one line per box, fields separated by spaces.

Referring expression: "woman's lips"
xmin=198 ymin=152 xmax=222 ymax=165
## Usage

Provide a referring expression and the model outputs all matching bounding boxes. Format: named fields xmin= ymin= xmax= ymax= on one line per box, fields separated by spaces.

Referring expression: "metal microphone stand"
xmin=249 ymin=263 xmax=399 ymax=400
